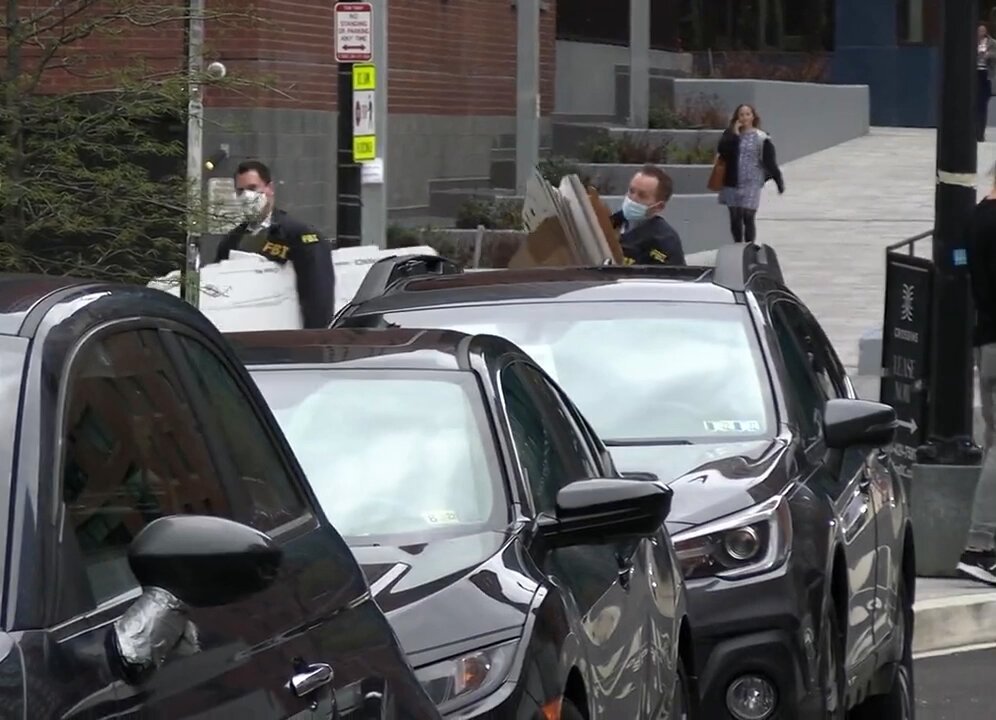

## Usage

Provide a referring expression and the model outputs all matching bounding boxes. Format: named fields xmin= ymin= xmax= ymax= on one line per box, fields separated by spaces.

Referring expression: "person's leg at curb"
xmin=728 ymin=207 xmax=744 ymax=243
xmin=743 ymin=209 xmax=758 ymax=244
xmin=958 ymin=344 xmax=996 ymax=585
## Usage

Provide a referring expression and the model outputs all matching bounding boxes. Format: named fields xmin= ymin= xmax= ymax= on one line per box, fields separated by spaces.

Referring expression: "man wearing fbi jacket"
xmin=213 ymin=160 xmax=336 ymax=329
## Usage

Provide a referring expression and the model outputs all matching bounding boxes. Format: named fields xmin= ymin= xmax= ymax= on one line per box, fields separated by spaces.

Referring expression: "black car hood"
xmin=350 ymin=530 xmax=538 ymax=661
xmin=609 ymin=438 xmax=792 ymax=529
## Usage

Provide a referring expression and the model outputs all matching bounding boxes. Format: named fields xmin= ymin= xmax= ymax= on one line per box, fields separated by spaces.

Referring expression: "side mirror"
xmin=110 ymin=515 xmax=282 ymax=684
xmin=824 ymin=398 xmax=897 ymax=450
xmin=129 ymin=515 xmax=283 ymax=608
xmin=538 ymin=478 xmax=672 ymax=548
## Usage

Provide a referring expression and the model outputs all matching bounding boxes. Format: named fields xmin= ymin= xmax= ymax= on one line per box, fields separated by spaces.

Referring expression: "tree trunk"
xmin=757 ymin=0 xmax=768 ymax=50
xmin=772 ymin=0 xmax=785 ymax=48
xmin=3 ymin=0 xmax=24 ymax=248
xmin=691 ymin=0 xmax=704 ymax=49
xmin=726 ymin=0 xmax=734 ymax=48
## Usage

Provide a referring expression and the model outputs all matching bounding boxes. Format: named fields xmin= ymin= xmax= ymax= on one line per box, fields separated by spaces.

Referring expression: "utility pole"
xmin=335 ymin=2 xmax=371 ymax=248
xmin=360 ymin=1 xmax=387 ymax=248
xmin=515 ymin=0 xmax=540 ymax=195
xmin=629 ymin=0 xmax=650 ymax=128
xmin=920 ymin=0 xmax=982 ymax=465
xmin=182 ymin=0 xmax=205 ymax=307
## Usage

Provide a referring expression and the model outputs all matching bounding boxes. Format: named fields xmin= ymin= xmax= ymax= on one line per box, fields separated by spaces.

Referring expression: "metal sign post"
xmin=334 ymin=2 xmax=372 ymax=249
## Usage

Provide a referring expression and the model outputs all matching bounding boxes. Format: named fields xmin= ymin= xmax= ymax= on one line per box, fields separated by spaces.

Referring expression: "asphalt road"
xmin=915 ymin=647 xmax=996 ymax=718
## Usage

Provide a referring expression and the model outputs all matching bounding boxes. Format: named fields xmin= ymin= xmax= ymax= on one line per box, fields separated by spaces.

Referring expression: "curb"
xmin=913 ymin=591 xmax=996 ymax=656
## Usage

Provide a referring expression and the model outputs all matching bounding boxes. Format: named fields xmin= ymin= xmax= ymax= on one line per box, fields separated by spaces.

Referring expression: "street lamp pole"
xmin=183 ymin=0 xmax=205 ymax=308
xmin=920 ymin=0 xmax=981 ymax=465
xmin=629 ymin=0 xmax=650 ymax=128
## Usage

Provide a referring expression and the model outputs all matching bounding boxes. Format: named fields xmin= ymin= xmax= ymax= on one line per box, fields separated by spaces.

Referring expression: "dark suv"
xmin=231 ymin=327 xmax=690 ymax=720
xmin=0 ymin=275 xmax=440 ymax=719
xmin=332 ymin=244 xmax=916 ymax=720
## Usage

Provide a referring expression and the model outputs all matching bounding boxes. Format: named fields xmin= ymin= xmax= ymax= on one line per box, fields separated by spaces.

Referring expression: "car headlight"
xmin=672 ymin=494 xmax=792 ymax=581
xmin=413 ymin=640 xmax=517 ymax=713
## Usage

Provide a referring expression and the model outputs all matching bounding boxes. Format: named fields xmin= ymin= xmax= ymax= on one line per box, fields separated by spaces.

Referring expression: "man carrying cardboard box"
xmin=610 ymin=164 xmax=686 ymax=267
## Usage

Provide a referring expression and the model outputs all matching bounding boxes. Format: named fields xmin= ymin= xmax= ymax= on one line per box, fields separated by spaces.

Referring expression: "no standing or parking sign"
xmin=334 ymin=2 xmax=373 ymax=63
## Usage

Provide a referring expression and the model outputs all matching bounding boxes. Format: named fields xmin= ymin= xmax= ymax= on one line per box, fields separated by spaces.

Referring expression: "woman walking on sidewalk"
xmin=716 ymin=104 xmax=784 ymax=244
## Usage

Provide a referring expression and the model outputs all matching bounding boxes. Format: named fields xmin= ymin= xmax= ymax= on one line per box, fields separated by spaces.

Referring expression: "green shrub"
xmin=648 ymin=93 xmax=727 ymax=130
xmin=668 ymin=143 xmax=716 ymax=165
xmin=580 ymin=136 xmax=670 ymax=164
xmin=455 ymin=197 xmax=523 ymax=230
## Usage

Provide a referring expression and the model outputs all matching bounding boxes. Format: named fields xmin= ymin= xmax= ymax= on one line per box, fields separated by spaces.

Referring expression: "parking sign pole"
xmin=334 ymin=2 xmax=371 ymax=249
xmin=360 ymin=3 xmax=386 ymax=248
xmin=920 ymin=0 xmax=981 ymax=465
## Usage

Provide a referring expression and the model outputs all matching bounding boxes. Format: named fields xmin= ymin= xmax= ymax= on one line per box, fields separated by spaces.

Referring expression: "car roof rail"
xmin=350 ymin=254 xmax=464 ymax=306
xmin=712 ymin=242 xmax=784 ymax=291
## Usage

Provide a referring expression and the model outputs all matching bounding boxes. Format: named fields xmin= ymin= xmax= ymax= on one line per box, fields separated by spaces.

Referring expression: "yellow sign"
xmin=353 ymin=135 xmax=376 ymax=162
xmin=352 ymin=64 xmax=376 ymax=91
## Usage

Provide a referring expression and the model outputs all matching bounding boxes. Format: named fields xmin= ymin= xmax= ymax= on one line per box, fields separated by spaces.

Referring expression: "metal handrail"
xmin=886 ymin=230 xmax=932 ymax=256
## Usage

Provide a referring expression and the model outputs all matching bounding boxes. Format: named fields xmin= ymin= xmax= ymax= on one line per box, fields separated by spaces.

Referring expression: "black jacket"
xmin=213 ymin=208 xmax=336 ymax=329
xmin=610 ymin=211 xmax=686 ymax=266
xmin=717 ymin=128 xmax=785 ymax=193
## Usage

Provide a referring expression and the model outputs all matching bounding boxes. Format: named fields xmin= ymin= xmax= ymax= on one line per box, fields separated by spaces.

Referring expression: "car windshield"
xmin=349 ymin=301 xmax=775 ymax=444
xmin=249 ymin=368 xmax=506 ymax=543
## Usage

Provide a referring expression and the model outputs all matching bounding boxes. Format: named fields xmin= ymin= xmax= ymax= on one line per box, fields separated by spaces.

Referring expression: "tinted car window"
xmin=518 ymin=364 xmax=600 ymax=480
xmin=770 ymin=302 xmax=827 ymax=443
xmin=179 ymin=336 xmax=306 ymax=532
xmin=251 ymin=368 xmax=506 ymax=542
xmin=501 ymin=363 xmax=574 ymax=513
xmin=61 ymin=329 xmax=233 ymax=605
xmin=349 ymin=301 xmax=775 ymax=444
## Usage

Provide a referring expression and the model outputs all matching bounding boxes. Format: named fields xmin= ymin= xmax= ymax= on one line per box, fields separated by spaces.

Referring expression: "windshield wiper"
xmin=605 ymin=438 xmax=694 ymax=447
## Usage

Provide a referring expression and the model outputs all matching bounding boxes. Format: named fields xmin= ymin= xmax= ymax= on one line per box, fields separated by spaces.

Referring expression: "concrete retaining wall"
xmin=579 ymin=163 xmax=713 ymax=196
xmin=672 ymin=79 xmax=870 ymax=163
xmin=555 ymin=40 xmax=693 ymax=117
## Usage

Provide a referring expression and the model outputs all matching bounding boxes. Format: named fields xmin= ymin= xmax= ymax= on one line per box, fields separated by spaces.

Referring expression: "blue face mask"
xmin=622 ymin=196 xmax=651 ymax=224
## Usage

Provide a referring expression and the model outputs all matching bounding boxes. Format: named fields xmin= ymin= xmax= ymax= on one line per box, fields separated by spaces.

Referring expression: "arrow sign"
xmin=335 ymin=2 xmax=373 ymax=63
xmin=896 ymin=417 xmax=918 ymax=434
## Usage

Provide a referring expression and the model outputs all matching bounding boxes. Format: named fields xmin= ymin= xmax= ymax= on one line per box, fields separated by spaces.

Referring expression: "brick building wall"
xmin=18 ymin=0 xmax=558 ymax=236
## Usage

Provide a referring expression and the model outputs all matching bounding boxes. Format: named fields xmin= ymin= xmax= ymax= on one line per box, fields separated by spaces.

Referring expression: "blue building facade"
xmin=832 ymin=0 xmax=940 ymax=127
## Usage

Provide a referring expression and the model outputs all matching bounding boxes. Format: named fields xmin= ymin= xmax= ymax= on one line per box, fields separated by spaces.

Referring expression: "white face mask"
xmin=239 ymin=189 xmax=268 ymax=221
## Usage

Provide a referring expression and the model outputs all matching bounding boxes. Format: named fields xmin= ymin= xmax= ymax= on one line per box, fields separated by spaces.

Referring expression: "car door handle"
xmin=289 ymin=663 xmax=334 ymax=698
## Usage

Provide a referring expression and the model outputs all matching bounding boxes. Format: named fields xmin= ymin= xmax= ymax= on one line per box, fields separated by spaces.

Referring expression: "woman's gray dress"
xmin=719 ymin=130 xmax=764 ymax=211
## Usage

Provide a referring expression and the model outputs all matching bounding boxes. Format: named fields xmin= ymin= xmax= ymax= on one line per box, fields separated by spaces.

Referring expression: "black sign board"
xmin=880 ymin=252 xmax=934 ymax=480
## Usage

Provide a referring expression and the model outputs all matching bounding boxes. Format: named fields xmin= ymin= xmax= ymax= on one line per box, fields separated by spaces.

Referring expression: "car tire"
xmin=849 ymin=576 xmax=915 ymax=720
xmin=671 ymin=654 xmax=692 ymax=719
xmin=820 ymin=602 xmax=847 ymax=719
xmin=561 ymin=698 xmax=585 ymax=719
